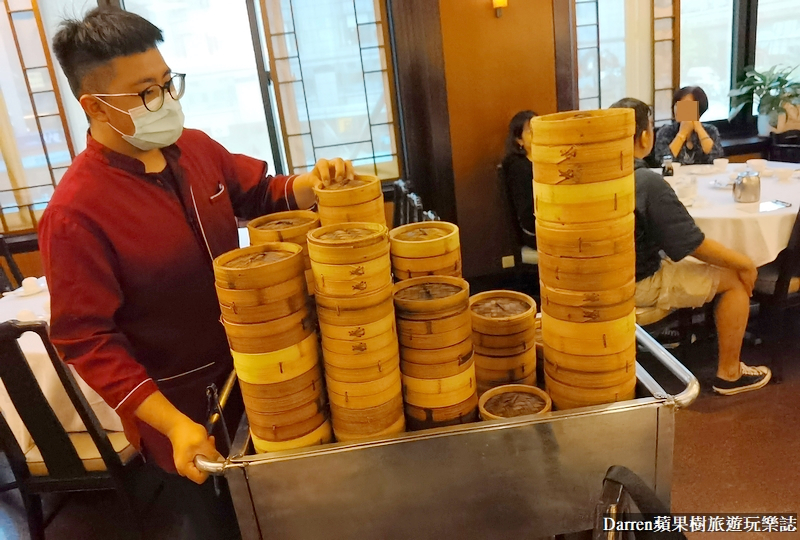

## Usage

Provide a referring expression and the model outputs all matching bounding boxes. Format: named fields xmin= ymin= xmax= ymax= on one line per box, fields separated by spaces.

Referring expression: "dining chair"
xmin=392 ymin=180 xmax=410 ymax=227
xmin=0 ymin=320 xmax=142 ymax=540
xmin=769 ymin=130 xmax=800 ymax=163
xmin=753 ymin=208 xmax=800 ymax=382
xmin=0 ymin=234 xmax=24 ymax=290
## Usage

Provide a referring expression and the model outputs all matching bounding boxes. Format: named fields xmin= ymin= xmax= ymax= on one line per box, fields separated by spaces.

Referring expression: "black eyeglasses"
xmin=93 ymin=73 xmax=186 ymax=112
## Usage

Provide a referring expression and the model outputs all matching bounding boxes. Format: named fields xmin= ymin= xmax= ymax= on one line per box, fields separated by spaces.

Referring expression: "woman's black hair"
xmin=52 ymin=7 xmax=163 ymax=98
xmin=672 ymin=86 xmax=709 ymax=118
xmin=505 ymin=110 xmax=537 ymax=156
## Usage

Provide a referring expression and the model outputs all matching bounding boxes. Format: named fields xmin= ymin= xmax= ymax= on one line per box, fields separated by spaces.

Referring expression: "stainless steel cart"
xmin=197 ymin=326 xmax=699 ymax=539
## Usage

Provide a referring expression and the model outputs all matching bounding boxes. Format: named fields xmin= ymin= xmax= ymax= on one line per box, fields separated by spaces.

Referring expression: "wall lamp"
xmin=493 ymin=0 xmax=507 ymax=17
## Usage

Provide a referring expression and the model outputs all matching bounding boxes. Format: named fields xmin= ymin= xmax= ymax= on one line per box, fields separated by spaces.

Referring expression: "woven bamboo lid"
xmin=531 ymin=109 xmax=635 ymax=146
xmin=469 ymin=291 xmax=536 ymax=335
xmin=389 ymin=221 xmax=460 ymax=258
xmin=247 ymin=210 xmax=319 ymax=244
xmin=213 ymin=243 xmax=303 ymax=290
xmin=393 ymin=276 xmax=469 ymax=315
xmin=313 ymin=175 xmax=382 ymax=207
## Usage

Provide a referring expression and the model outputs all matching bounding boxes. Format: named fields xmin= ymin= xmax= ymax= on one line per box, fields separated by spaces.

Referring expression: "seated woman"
xmin=654 ymin=86 xmax=724 ymax=165
xmin=501 ymin=110 xmax=537 ymax=249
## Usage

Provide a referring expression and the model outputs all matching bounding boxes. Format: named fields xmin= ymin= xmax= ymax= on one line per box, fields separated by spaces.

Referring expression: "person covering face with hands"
xmin=41 ymin=7 xmax=353 ymax=539
xmin=653 ymin=86 xmax=724 ymax=165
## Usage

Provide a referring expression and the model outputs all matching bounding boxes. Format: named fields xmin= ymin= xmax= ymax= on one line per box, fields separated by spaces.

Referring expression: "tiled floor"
xmin=1 ymin=324 xmax=797 ymax=539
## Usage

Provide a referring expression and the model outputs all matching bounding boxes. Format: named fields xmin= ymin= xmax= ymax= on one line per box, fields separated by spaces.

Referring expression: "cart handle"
xmin=635 ymin=324 xmax=700 ymax=409
xmin=195 ymin=454 xmax=226 ymax=475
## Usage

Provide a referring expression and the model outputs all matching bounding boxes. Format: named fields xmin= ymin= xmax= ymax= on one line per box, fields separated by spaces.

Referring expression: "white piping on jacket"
xmin=114 ymin=378 xmax=153 ymax=411
xmin=190 ymin=184 xmax=215 ymax=262
xmin=156 ymin=361 xmax=215 ymax=383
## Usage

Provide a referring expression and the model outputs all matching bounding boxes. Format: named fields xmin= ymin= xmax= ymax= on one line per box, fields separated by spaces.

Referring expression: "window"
xmin=576 ymin=0 xmax=627 ymax=110
xmin=652 ymin=0 xmax=678 ymax=126
xmin=754 ymin=0 xmax=800 ymax=70
xmin=680 ymin=0 xmax=735 ymax=122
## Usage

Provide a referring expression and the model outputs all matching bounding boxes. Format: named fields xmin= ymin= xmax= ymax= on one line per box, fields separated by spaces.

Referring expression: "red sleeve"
xmin=39 ymin=209 xmax=158 ymax=424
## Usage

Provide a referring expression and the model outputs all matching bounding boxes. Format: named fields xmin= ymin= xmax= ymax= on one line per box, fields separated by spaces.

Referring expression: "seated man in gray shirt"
xmin=610 ymin=98 xmax=771 ymax=395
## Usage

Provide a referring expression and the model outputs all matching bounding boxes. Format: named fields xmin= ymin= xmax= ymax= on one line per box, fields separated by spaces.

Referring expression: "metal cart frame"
xmin=198 ymin=326 xmax=699 ymax=539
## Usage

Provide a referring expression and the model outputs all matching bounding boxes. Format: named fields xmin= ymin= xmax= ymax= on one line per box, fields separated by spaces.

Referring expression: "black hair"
xmin=672 ymin=86 xmax=709 ymax=117
xmin=52 ymin=6 xmax=163 ymax=98
xmin=610 ymin=97 xmax=653 ymax=142
xmin=505 ymin=110 xmax=537 ymax=156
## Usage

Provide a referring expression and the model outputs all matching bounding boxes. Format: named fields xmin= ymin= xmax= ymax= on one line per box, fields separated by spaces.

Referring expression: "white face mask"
xmin=96 ymin=94 xmax=185 ymax=151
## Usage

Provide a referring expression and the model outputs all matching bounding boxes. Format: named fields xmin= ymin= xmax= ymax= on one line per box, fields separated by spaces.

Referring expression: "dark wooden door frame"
xmin=552 ymin=0 xmax=578 ymax=111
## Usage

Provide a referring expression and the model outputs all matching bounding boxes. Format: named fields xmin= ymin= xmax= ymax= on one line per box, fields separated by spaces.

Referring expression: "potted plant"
xmin=729 ymin=65 xmax=800 ymax=136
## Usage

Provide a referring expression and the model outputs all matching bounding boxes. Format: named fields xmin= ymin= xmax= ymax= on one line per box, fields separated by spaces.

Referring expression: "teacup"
xmin=746 ymin=159 xmax=768 ymax=172
xmin=21 ymin=276 xmax=42 ymax=295
xmin=713 ymin=158 xmax=729 ymax=172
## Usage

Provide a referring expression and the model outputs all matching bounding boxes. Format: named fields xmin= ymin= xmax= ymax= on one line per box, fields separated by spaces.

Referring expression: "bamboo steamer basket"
xmin=223 ymin=308 xmax=314 ymax=354
xmin=247 ymin=210 xmax=319 ymax=245
xmin=535 ymin=215 xmax=635 ymax=258
xmin=307 ymin=222 xmax=389 ymax=265
xmin=249 ymin=410 xmax=328 ymax=442
xmin=313 ymin=175 xmax=383 ymax=207
xmin=477 ymin=371 xmax=536 ymax=396
xmin=391 ymin=248 xmax=461 ymax=272
xmin=321 ymin=328 xmax=397 ymax=356
xmin=543 ymin=343 xmax=636 ymax=373
xmin=251 ymin=419 xmax=332 ymax=453
xmin=325 ymin=353 xmax=401 ymax=383
xmin=245 ymin=394 xmax=326 ymax=431
xmin=540 ymin=280 xmax=636 ymax=308
xmin=389 ymin=222 xmax=460 ymax=258
xmin=478 ymin=384 xmax=552 ymax=420
xmin=472 ymin=327 xmax=536 ymax=350
xmin=232 ymin=341 xmax=319 ymax=386
xmin=398 ymin=323 xmax=473 ymax=350
xmin=530 ymin=109 xmax=635 ymax=146
xmin=532 ymin=139 xmax=634 ymax=185
xmin=393 ymin=276 xmax=470 ymax=316
xmin=541 ymin=296 xmax=636 ymax=323
xmin=400 ymin=349 xmax=474 ymax=379
xmin=319 ymin=312 xmax=395 ymax=342
xmin=545 ymin=358 xmax=636 ymax=389
xmin=239 ymin=368 xmax=324 ymax=413
xmin=322 ymin=341 xmax=399 ymax=370
xmin=469 ymin=291 xmax=537 ymax=336
xmin=327 ymin=372 xmax=403 ymax=410
xmin=533 ymin=175 xmax=635 ymax=224
xmin=402 ymin=364 xmax=477 ymax=408
xmin=215 ymin=275 xmax=306 ymax=309
xmin=326 ymin=365 xmax=402 ymax=398
xmin=393 ymin=264 xmax=463 ymax=281
xmin=305 ymin=268 xmax=315 ymax=295
xmin=405 ymin=393 xmax=478 ymax=431
xmin=317 ymin=195 xmax=387 ymax=227
xmin=214 ymin=243 xmax=304 ymax=290
xmin=545 ymin=372 xmax=637 ymax=410
xmin=311 ymin=255 xmax=391 ymax=282
xmin=219 ymin=290 xmax=308 ymax=325
xmin=313 ymin=260 xmax=393 ymax=297
xmin=334 ymin=413 xmax=406 ymax=442
xmin=541 ymin=311 xmax=636 ymax=356
xmin=399 ymin=337 xmax=473 ymax=365
xmin=538 ymin=250 xmax=635 ymax=292
xmin=330 ymin=392 xmax=403 ymax=432
xmin=396 ymin=308 xmax=472 ymax=336
xmin=317 ymin=296 xmax=394 ymax=328
xmin=402 ymin=359 xmax=475 ymax=394
xmin=474 ymin=348 xmax=536 ymax=371
xmin=475 ymin=361 xmax=536 ymax=384
xmin=474 ymin=340 xmax=535 ymax=358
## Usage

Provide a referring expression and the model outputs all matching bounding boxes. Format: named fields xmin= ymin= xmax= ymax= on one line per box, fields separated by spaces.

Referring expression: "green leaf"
xmin=728 ymin=101 xmax=749 ymax=121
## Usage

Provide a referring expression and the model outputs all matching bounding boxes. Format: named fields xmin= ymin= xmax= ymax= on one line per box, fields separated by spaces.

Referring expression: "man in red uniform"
xmin=43 ymin=7 xmax=352 ymax=537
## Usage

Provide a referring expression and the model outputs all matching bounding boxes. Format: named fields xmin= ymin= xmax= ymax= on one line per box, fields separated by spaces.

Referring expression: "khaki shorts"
xmin=635 ymin=258 xmax=720 ymax=312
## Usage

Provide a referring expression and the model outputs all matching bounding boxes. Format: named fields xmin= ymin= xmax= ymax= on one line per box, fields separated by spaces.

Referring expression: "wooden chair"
xmin=753 ymin=209 xmax=800 ymax=382
xmin=0 ymin=320 xmax=141 ymax=540
xmin=770 ymin=130 xmax=800 ymax=163
xmin=392 ymin=180 xmax=439 ymax=227
xmin=0 ymin=234 xmax=25 ymax=290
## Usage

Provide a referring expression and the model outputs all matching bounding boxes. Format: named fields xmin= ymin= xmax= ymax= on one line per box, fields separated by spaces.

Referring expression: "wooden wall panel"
xmin=439 ymin=0 xmax=558 ymax=278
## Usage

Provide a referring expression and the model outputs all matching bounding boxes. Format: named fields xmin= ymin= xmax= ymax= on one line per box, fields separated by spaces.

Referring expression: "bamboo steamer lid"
xmin=223 ymin=309 xmax=315 ymax=354
xmin=215 ymin=275 xmax=307 ymax=309
xmin=317 ymin=196 xmax=387 ymax=227
xmin=327 ymin=373 xmax=403 ymax=409
xmin=477 ymin=371 xmax=536 ymax=396
xmin=532 ymin=139 xmax=634 ymax=185
xmin=322 ymin=342 xmax=400 ymax=370
xmin=403 ymin=364 xmax=476 ymax=408
xmin=325 ymin=353 xmax=401 ymax=383
xmin=219 ymin=290 xmax=309 ymax=325
xmin=313 ymin=175 xmax=382 ymax=207
xmin=530 ymin=109 xmax=635 ymax=146
xmin=326 ymin=364 xmax=401 ymax=397
xmin=545 ymin=372 xmax=636 ymax=410
xmin=245 ymin=394 xmax=326 ymax=430
xmin=247 ymin=210 xmax=320 ymax=245
xmin=475 ymin=361 xmax=535 ymax=384
xmin=396 ymin=308 xmax=472 ymax=336
xmin=469 ymin=291 xmax=537 ymax=336
xmin=393 ymin=264 xmax=463 ymax=281
xmin=535 ymin=215 xmax=635 ymax=258
xmin=393 ymin=276 xmax=470 ymax=315
xmin=250 ymin=410 xmax=328 ymax=442
xmin=534 ymin=175 xmax=635 ymax=224
xmin=545 ymin=358 xmax=636 ymax=389
xmin=398 ymin=323 xmax=473 ymax=350
xmin=321 ymin=327 xmax=397 ymax=356
xmin=474 ymin=348 xmax=536 ymax=371
xmin=389 ymin=221 xmax=460 ymax=258
xmin=330 ymin=392 xmax=403 ymax=429
xmin=541 ymin=296 xmax=636 ymax=323
xmin=391 ymin=248 xmax=461 ymax=272
xmin=405 ymin=392 xmax=478 ymax=423
xmin=472 ymin=327 xmax=536 ymax=350
xmin=307 ymin=222 xmax=389 ymax=265
xmin=538 ymin=251 xmax=635 ymax=293
xmin=399 ymin=337 xmax=473 ymax=365
xmin=319 ymin=312 xmax=395 ymax=342
xmin=542 ymin=311 xmax=636 ymax=356
xmin=543 ymin=343 xmax=636 ymax=373
xmin=540 ymin=280 xmax=636 ymax=308
xmin=334 ymin=413 xmax=406 ymax=442
xmin=317 ymin=296 xmax=394 ymax=327
xmin=400 ymin=348 xmax=475 ymax=379
xmin=240 ymin=368 xmax=323 ymax=413
xmin=214 ymin=243 xmax=304 ymax=290
xmin=478 ymin=384 xmax=552 ymax=421
xmin=251 ymin=419 xmax=332 ymax=453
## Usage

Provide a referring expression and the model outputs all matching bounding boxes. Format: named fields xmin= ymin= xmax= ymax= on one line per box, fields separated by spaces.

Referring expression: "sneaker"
xmin=712 ymin=363 xmax=772 ymax=396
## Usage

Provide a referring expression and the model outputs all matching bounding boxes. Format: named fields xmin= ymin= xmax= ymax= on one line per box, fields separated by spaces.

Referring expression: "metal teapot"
xmin=733 ymin=171 xmax=761 ymax=203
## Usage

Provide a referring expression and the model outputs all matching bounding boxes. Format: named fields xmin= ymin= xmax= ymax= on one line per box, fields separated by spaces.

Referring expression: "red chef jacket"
xmin=39 ymin=129 xmax=297 ymax=472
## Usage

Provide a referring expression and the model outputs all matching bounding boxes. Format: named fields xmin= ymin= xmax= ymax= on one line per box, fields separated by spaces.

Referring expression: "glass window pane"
xmin=654 ymin=89 xmax=673 ymax=122
xmin=265 ymin=0 xmax=294 ymax=34
xmin=375 ymin=156 xmax=399 ymax=179
xmin=680 ymin=0 xmax=734 ymax=121
xmin=352 ymin=157 xmax=377 ymax=176
xmin=365 ymin=71 xmax=392 ymax=124
xmin=575 ymin=2 xmax=597 ymax=26
xmin=577 ymin=25 xmax=598 ymax=49
xmin=271 ymin=33 xmax=298 ymax=59
xmin=579 ymin=97 xmax=600 ymax=111
xmin=275 ymin=57 xmax=302 ymax=82
xmin=39 ymin=115 xmax=70 ymax=168
xmin=361 ymin=47 xmax=387 ymax=72
xmin=288 ymin=134 xmax=315 ymax=168
xmin=11 ymin=12 xmax=46 ymax=68
xmin=8 ymin=0 xmax=33 ymax=10
xmin=33 ymin=91 xmax=58 ymax=116
xmin=598 ymin=0 xmax=626 ymax=108
xmin=654 ymin=18 xmax=674 ymax=41
xmin=370 ymin=124 xmax=396 ymax=157
xmin=355 ymin=0 xmax=381 ymax=24
xmin=578 ymin=48 xmax=600 ymax=98
xmin=279 ymin=82 xmax=310 ymax=135
xmin=26 ymin=67 xmax=52 ymax=92
xmin=654 ymin=41 xmax=673 ymax=90
xmin=755 ymin=0 xmax=800 ymax=71
xmin=358 ymin=23 xmax=384 ymax=48
xmin=315 ymin=141 xmax=373 ymax=162
xmin=654 ymin=0 xmax=673 ymax=18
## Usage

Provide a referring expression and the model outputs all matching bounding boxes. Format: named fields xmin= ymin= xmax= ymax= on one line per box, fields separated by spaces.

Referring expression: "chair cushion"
xmin=521 ymin=246 xmax=539 ymax=265
xmin=636 ymin=305 xmax=673 ymax=326
xmin=24 ymin=432 xmax=137 ymax=476
xmin=754 ymin=260 xmax=800 ymax=295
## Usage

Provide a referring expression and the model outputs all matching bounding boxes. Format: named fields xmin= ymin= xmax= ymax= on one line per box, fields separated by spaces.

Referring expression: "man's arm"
xmin=691 ymin=238 xmax=757 ymax=295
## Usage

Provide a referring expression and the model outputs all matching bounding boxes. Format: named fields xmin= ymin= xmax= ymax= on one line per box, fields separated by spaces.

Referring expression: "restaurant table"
xmin=677 ymin=162 xmax=800 ymax=267
xmin=0 ymin=277 xmax=124 ymax=453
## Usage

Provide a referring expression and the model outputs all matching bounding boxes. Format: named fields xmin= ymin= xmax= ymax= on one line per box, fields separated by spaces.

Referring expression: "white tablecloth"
xmin=0 ymin=278 xmax=124 ymax=452
xmin=680 ymin=162 xmax=800 ymax=267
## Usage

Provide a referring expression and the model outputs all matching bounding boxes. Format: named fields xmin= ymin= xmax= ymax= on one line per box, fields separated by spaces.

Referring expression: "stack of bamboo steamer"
xmin=213 ymin=243 xmax=331 ymax=453
xmin=469 ymin=291 xmax=538 ymax=395
xmin=393 ymin=276 xmax=478 ymax=430
xmin=247 ymin=210 xmax=320 ymax=295
xmin=530 ymin=109 xmax=638 ymax=410
xmin=388 ymin=221 xmax=462 ymax=280
xmin=313 ymin=175 xmax=386 ymax=226
xmin=307 ymin=222 xmax=405 ymax=441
